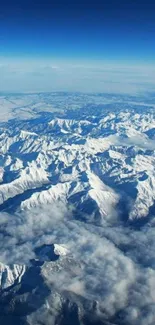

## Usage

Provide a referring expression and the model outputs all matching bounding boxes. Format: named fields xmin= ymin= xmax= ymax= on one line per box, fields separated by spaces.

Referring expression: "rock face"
xmin=0 ymin=92 xmax=155 ymax=325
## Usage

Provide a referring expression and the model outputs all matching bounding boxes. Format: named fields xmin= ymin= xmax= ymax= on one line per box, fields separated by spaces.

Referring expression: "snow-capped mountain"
xmin=0 ymin=94 xmax=154 ymax=223
xmin=0 ymin=92 xmax=155 ymax=325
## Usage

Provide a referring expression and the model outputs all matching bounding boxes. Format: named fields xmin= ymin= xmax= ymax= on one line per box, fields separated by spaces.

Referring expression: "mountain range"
xmin=0 ymin=92 xmax=155 ymax=325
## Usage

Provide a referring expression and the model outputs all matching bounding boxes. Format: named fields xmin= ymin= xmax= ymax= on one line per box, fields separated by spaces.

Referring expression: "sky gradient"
xmin=0 ymin=0 xmax=155 ymax=92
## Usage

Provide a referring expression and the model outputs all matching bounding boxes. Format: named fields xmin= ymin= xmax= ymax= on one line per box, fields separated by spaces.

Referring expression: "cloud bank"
xmin=0 ymin=58 xmax=155 ymax=94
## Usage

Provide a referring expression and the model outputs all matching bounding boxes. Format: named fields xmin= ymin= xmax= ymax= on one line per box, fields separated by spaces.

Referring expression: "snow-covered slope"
xmin=0 ymin=262 xmax=26 ymax=289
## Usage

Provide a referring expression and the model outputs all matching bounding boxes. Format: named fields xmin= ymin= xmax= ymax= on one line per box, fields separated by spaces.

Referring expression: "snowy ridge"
xmin=0 ymin=164 xmax=50 ymax=205
xmin=0 ymin=262 xmax=26 ymax=289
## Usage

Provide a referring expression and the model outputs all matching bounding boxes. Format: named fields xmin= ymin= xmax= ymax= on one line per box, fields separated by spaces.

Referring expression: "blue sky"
xmin=0 ymin=0 xmax=155 ymax=92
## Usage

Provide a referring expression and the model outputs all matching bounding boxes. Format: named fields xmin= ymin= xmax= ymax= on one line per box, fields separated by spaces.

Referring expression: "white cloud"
xmin=0 ymin=58 xmax=155 ymax=94
xmin=1 ymin=203 xmax=155 ymax=324
xmin=109 ymin=134 xmax=155 ymax=150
